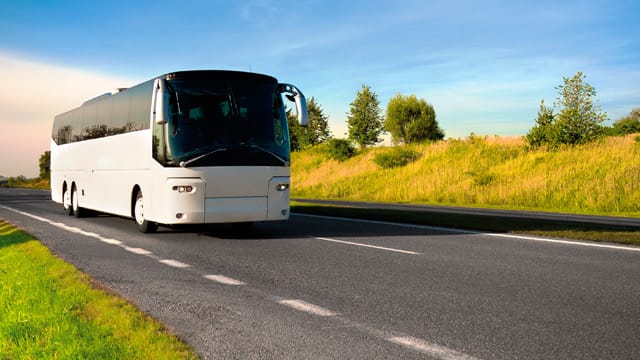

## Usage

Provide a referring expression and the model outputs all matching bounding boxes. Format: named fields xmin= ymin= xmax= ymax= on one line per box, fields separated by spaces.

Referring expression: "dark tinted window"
xmin=129 ymin=81 xmax=153 ymax=131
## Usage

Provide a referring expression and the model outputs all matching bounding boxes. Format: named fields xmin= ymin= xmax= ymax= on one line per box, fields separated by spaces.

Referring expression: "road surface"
xmin=1 ymin=188 xmax=639 ymax=359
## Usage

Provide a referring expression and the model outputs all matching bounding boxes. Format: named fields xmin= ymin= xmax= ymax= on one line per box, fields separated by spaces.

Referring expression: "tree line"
xmin=288 ymin=85 xmax=445 ymax=152
xmin=288 ymin=71 xmax=639 ymax=155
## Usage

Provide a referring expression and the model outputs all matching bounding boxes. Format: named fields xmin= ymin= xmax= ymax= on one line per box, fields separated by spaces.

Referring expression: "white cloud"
xmin=0 ymin=53 xmax=135 ymax=177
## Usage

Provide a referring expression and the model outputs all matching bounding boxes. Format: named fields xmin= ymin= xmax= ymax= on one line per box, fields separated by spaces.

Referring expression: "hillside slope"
xmin=291 ymin=135 xmax=640 ymax=217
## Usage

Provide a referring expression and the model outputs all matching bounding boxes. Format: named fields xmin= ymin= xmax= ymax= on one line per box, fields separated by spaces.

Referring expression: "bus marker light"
xmin=275 ymin=184 xmax=289 ymax=191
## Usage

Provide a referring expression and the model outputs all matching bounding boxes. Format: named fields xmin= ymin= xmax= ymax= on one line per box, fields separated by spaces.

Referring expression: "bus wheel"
xmin=72 ymin=185 xmax=85 ymax=218
xmin=134 ymin=192 xmax=157 ymax=233
xmin=63 ymin=187 xmax=73 ymax=216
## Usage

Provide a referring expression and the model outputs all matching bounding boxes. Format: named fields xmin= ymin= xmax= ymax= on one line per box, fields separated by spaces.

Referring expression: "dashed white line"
xmin=278 ymin=299 xmax=338 ymax=317
xmin=203 ymin=274 xmax=246 ymax=285
xmin=159 ymin=259 xmax=191 ymax=268
xmin=124 ymin=246 xmax=153 ymax=255
xmin=98 ymin=238 xmax=123 ymax=245
xmin=388 ymin=336 xmax=480 ymax=360
xmin=312 ymin=236 xmax=421 ymax=255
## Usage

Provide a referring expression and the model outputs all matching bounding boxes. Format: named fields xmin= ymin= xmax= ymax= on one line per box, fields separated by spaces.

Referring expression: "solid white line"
xmin=278 ymin=299 xmax=337 ymax=317
xmin=123 ymin=246 xmax=153 ymax=255
xmin=388 ymin=336 xmax=480 ymax=360
xmin=312 ymin=236 xmax=421 ymax=255
xmin=487 ymin=232 xmax=640 ymax=252
xmin=159 ymin=259 xmax=191 ymax=268
xmin=296 ymin=213 xmax=640 ymax=253
xmin=203 ymin=274 xmax=246 ymax=285
xmin=296 ymin=213 xmax=476 ymax=234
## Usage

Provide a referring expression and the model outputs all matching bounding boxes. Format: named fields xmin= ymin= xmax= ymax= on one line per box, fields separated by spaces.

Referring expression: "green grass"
xmin=291 ymin=202 xmax=640 ymax=246
xmin=0 ymin=220 xmax=199 ymax=359
xmin=291 ymin=134 xmax=640 ymax=217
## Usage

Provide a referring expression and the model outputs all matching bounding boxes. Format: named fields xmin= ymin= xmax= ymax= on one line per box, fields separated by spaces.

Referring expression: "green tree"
xmin=39 ymin=151 xmax=51 ymax=180
xmin=553 ymin=71 xmax=607 ymax=145
xmin=384 ymin=93 xmax=444 ymax=144
xmin=609 ymin=108 xmax=640 ymax=135
xmin=525 ymin=72 xmax=607 ymax=147
xmin=525 ymin=99 xmax=556 ymax=147
xmin=347 ymin=84 xmax=384 ymax=148
xmin=302 ymin=97 xmax=331 ymax=147
xmin=287 ymin=98 xmax=331 ymax=151
xmin=286 ymin=107 xmax=302 ymax=151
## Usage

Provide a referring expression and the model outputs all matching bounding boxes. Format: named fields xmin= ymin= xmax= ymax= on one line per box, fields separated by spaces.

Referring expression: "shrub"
xmin=373 ymin=147 xmax=420 ymax=169
xmin=325 ymin=138 xmax=356 ymax=161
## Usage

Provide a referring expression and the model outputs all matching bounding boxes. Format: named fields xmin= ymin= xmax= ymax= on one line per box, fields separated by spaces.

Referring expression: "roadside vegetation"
xmin=0 ymin=220 xmax=198 ymax=359
xmin=292 ymin=134 xmax=640 ymax=217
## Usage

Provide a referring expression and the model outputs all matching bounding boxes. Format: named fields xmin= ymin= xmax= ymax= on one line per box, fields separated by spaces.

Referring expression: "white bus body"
xmin=51 ymin=70 xmax=307 ymax=232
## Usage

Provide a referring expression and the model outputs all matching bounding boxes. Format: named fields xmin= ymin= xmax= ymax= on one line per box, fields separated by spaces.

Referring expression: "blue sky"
xmin=1 ymin=0 xmax=639 ymax=176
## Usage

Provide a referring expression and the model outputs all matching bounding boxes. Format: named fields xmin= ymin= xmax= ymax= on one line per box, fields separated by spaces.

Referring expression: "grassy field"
xmin=0 ymin=220 xmax=198 ymax=359
xmin=291 ymin=134 xmax=640 ymax=218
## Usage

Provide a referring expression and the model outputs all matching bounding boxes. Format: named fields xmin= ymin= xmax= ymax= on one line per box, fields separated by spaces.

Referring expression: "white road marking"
xmin=388 ymin=336 xmax=480 ymax=360
xmin=2 ymin=204 xmax=484 ymax=358
xmin=124 ymin=246 xmax=153 ymax=255
xmin=159 ymin=259 xmax=191 ymax=268
xmin=297 ymin=213 xmax=476 ymax=234
xmin=99 ymin=238 xmax=123 ymax=245
xmin=486 ymin=232 xmax=640 ymax=252
xmin=296 ymin=213 xmax=640 ymax=253
xmin=312 ymin=236 xmax=421 ymax=255
xmin=278 ymin=299 xmax=337 ymax=317
xmin=203 ymin=274 xmax=246 ymax=285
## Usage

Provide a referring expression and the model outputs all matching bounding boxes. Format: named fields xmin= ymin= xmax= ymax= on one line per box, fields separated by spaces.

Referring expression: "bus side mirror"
xmin=279 ymin=84 xmax=308 ymax=126
xmin=152 ymin=78 xmax=170 ymax=125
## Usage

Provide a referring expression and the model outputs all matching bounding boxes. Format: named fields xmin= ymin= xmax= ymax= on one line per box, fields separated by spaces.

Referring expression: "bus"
xmin=51 ymin=70 xmax=308 ymax=233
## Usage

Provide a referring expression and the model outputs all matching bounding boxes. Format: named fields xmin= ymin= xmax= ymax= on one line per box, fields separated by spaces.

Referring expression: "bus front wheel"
xmin=134 ymin=192 xmax=157 ymax=233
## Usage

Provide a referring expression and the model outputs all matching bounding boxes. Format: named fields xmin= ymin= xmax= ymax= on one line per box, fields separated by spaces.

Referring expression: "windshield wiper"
xmin=179 ymin=148 xmax=227 ymax=167
xmin=244 ymin=144 xmax=289 ymax=166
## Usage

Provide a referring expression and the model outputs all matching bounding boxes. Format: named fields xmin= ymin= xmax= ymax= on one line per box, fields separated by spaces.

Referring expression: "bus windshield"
xmin=163 ymin=78 xmax=290 ymax=167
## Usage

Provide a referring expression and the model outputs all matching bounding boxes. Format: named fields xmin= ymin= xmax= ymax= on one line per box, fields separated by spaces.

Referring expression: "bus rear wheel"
xmin=134 ymin=191 xmax=157 ymax=233
xmin=63 ymin=187 xmax=73 ymax=216
xmin=71 ymin=185 xmax=85 ymax=218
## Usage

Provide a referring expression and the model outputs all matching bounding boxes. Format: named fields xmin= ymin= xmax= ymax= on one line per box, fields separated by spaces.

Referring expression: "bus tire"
xmin=134 ymin=191 xmax=157 ymax=233
xmin=63 ymin=186 xmax=73 ymax=216
xmin=72 ymin=185 xmax=85 ymax=218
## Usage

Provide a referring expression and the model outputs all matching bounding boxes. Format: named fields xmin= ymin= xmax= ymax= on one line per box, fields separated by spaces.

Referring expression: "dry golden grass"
xmin=291 ymin=134 xmax=640 ymax=217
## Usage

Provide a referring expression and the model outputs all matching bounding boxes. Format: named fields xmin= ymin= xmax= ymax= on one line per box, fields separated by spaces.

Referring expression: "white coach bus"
xmin=51 ymin=70 xmax=308 ymax=233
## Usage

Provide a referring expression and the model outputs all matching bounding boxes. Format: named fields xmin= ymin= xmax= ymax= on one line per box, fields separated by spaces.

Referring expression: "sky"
xmin=1 ymin=0 xmax=638 ymax=177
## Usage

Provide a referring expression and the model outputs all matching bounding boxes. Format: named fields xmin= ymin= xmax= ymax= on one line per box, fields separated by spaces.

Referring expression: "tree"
xmin=286 ymin=108 xmax=302 ymax=151
xmin=39 ymin=151 xmax=51 ymax=180
xmin=287 ymin=98 xmax=331 ymax=151
xmin=302 ymin=97 xmax=331 ymax=147
xmin=525 ymin=72 xmax=607 ymax=147
xmin=553 ymin=71 xmax=607 ymax=145
xmin=347 ymin=84 xmax=384 ymax=148
xmin=525 ymin=99 xmax=555 ymax=147
xmin=384 ymin=93 xmax=444 ymax=144
xmin=609 ymin=108 xmax=640 ymax=135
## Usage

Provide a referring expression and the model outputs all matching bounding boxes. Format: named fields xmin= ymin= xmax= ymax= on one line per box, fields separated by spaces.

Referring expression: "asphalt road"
xmin=1 ymin=188 xmax=639 ymax=359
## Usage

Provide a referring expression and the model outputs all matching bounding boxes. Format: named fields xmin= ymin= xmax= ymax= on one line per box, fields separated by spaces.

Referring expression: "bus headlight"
xmin=275 ymin=183 xmax=289 ymax=191
xmin=172 ymin=185 xmax=194 ymax=193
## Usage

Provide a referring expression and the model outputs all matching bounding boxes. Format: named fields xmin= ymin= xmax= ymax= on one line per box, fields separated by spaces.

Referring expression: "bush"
xmin=373 ymin=147 xmax=420 ymax=169
xmin=325 ymin=139 xmax=356 ymax=161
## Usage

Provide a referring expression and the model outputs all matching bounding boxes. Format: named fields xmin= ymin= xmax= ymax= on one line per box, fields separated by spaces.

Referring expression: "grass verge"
xmin=291 ymin=202 xmax=640 ymax=246
xmin=0 ymin=220 xmax=199 ymax=359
